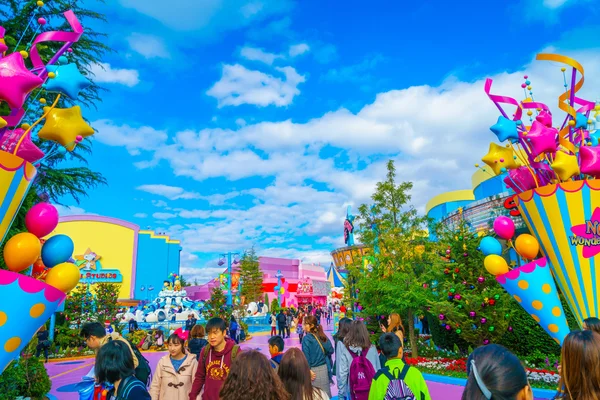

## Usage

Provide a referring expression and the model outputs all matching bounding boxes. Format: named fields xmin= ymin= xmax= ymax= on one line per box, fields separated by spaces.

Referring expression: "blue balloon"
xmin=480 ymin=236 xmax=502 ymax=256
xmin=41 ymin=234 xmax=74 ymax=268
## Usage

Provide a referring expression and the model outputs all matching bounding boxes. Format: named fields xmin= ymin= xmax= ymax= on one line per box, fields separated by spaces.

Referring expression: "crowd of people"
xmin=72 ymin=311 xmax=600 ymax=400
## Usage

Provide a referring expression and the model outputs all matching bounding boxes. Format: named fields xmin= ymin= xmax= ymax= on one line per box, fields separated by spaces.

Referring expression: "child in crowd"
xmin=302 ymin=315 xmax=334 ymax=397
xmin=369 ymin=333 xmax=430 ymax=400
xmin=270 ymin=312 xmax=277 ymax=336
xmin=556 ymin=330 xmax=600 ymax=400
xmin=150 ymin=333 xmax=199 ymax=400
xmin=188 ymin=317 xmax=241 ymax=400
xmin=155 ymin=329 xmax=165 ymax=350
xmin=337 ymin=320 xmax=380 ymax=399
xmin=188 ymin=325 xmax=208 ymax=361
xmin=219 ymin=350 xmax=290 ymax=400
xmin=268 ymin=335 xmax=285 ymax=371
xmin=278 ymin=348 xmax=329 ymax=400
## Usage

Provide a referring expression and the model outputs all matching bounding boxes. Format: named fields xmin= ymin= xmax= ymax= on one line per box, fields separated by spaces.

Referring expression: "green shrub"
xmin=127 ymin=330 xmax=147 ymax=347
xmin=0 ymin=357 xmax=51 ymax=400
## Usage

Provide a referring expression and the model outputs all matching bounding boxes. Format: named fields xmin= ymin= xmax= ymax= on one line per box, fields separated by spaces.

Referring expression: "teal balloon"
xmin=41 ymin=234 xmax=74 ymax=267
xmin=480 ymin=236 xmax=502 ymax=256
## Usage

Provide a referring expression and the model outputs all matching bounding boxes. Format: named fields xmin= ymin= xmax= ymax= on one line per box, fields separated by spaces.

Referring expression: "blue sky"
xmin=55 ymin=0 xmax=600 ymax=283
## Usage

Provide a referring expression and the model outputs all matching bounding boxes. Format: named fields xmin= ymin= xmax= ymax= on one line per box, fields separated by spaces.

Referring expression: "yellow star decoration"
xmin=551 ymin=150 xmax=580 ymax=181
xmin=38 ymin=105 xmax=94 ymax=151
xmin=0 ymin=117 xmax=6 ymax=129
xmin=482 ymin=143 xmax=519 ymax=175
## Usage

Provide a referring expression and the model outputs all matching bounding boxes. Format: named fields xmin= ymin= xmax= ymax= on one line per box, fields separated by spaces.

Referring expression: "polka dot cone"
xmin=496 ymin=257 xmax=570 ymax=345
xmin=0 ymin=270 xmax=65 ymax=372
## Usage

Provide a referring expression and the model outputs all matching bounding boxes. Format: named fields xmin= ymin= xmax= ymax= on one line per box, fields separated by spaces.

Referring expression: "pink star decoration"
xmin=0 ymin=128 xmax=44 ymax=163
xmin=522 ymin=121 xmax=558 ymax=158
xmin=0 ymin=52 xmax=43 ymax=109
xmin=571 ymin=207 xmax=600 ymax=259
xmin=580 ymin=145 xmax=600 ymax=177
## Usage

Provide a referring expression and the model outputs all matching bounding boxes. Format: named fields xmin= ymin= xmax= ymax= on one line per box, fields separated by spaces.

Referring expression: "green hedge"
xmin=0 ymin=356 xmax=51 ymax=400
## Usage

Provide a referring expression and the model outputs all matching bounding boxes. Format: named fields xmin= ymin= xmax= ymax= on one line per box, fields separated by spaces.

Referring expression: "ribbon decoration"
xmin=536 ymin=54 xmax=595 ymax=154
xmin=0 ymin=27 xmax=7 ymax=55
xmin=484 ymin=78 xmax=523 ymax=122
xmin=29 ymin=10 xmax=83 ymax=80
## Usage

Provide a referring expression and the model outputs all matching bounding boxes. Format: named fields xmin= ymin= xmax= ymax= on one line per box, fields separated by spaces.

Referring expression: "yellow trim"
xmin=139 ymin=230 xmax=181 ymax=244
xmin=425 ymin=189 xmax=475 ymax=215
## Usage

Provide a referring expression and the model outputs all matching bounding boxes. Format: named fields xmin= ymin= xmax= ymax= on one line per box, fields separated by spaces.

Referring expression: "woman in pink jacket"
xmin=150 ymin=333 xmax=199 ymax=400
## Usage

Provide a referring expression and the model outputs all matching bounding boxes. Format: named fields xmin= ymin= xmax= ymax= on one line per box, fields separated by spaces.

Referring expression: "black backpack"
xmin=109 ymin=337 xmax=152 ymax=386
xmin=108 ymin=375 xmax=150 ymax=400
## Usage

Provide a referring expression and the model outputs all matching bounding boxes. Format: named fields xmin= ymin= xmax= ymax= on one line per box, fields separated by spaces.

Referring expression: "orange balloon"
xmin=515 ymin=234 xmax=540 ymax=260
xmin=3 ymin=232 xmax=41 ymax=272
xmin=45 ymin=262 xmax=80 ymax=293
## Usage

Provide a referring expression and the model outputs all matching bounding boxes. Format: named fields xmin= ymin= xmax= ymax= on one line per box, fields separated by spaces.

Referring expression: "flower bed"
xmin=406 ymin=357 xmax=560 ymax=389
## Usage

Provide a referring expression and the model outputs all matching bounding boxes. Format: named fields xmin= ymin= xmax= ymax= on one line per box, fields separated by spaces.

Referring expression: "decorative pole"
xmin=227 ymin=253 xmax=232 ymax=307
xmin=275 ymin=270 xmax=283 ymax=306
xmin=344 ymin=206 xmax=355 ymax=246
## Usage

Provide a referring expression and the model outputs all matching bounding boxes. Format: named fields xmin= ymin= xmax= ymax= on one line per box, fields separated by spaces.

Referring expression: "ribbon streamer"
xmin=536 ymin=54 xmax=595 ymax=154
xmin=29 ymin=10 xmax=83 ymax=79
xmin=484 ymin=78 xmax=523 ymax=122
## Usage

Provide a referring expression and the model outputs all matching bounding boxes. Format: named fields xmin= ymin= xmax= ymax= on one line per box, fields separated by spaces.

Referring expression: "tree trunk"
xmin=408 ymin=307 xmax=418 ymax=359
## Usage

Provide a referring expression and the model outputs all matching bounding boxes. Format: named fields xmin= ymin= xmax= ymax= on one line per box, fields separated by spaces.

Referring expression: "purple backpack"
xmin=348 ymin=346 xmax=376 ymax=400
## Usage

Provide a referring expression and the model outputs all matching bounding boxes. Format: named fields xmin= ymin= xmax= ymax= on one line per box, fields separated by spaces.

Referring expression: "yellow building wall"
xmin=48 ymin=219 xmax=136 ymax=299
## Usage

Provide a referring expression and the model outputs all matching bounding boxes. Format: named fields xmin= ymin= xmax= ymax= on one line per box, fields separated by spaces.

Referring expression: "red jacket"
xmin=189 ymin=339 xmax=239 ymax=400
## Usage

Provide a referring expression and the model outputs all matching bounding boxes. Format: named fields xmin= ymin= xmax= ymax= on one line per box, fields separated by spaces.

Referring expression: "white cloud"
xmin=89 ymin=63 xmax=140 ymax=87
xmin=289 ymin=43 xmax=309 ymax=57
xmin=127 ymin=33 xmax=170 ymax=59
xmin=152 ymin=212 xmax=177 ymax=220
xmin=137 ymin=184 xmax=201 ymax=200
xmin=240 ymin=46 xmax=282 ymax=65
xmin=206 ymin=64 xmax=306 ymax=107
xmin=134 ymin=213 xmax=148 ymax=218
xmin=55 ymin=204 xmax=88 ymax=216
xmin=92 ymin=120 xmax=167 ymax=156
xmin=542 ymin=0 xmax=569 ymax=7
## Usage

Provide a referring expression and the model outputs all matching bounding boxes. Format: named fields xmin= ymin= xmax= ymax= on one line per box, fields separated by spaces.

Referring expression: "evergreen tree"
xmin=428 ymin=218 xmax=512 ymax=347
xmin=239 ymin=247 xmax=263 ymax=304
xmin=352 ymin=160 xmax=435 ymax=358
xmin=63 ymin=285 xmax=94 ymax=328
xmin=203 ymin=286 xmax=232 ymax=322
xmin=94 ymin=282 xmax=120 ymax=323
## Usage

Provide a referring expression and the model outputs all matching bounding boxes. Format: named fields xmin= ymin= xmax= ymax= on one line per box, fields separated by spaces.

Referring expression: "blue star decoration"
xmin=589 ymin=131 xmax=600 ymax=146
xmin=490 ymin=116 xmax=519 ymax=142
xmin=575 ymin=112 xmax=589 ymax=130
xmin=45 ymin=63 xmax=90 ymax=99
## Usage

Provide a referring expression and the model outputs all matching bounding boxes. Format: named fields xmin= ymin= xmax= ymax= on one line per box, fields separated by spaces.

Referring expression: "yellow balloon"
xmin=3 ymin=232 xmax=41 ymax=272
xmin=45 ymin=262 xmax=80 ymax=293
xmin=515 ymin=234 xmax=540 ymax=260
xmin=38 ymin=106 xmax=94 ymax=151
xmin=481 ymin=143 xmax=519 ymax=175
xmin=484 ymin=254 xmax=509 ymax=276
xmin=551 ymin=151 xmax=580 ymax=181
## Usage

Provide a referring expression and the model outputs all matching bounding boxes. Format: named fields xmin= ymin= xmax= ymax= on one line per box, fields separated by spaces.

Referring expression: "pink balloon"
xmin=493 ymin=216 xmax=515 ymax=240
xmin=25 ymin=203 xmax=59 ymax=238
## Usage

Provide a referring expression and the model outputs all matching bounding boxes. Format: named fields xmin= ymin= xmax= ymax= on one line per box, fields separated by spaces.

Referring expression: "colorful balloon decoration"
xmin=479 ymin=236 xmax=502 ymax=256
xmin=483 ymin=254 xmax=509 ymax=276
xmin=483 ymin=53 xmax=600 ymax=331
xmin=493 ymin=216 xmax=515 ymax=240
xmin=0 ymin=7 xmax=88 ymax=373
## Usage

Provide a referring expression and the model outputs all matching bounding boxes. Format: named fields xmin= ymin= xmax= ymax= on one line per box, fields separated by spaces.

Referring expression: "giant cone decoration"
xmin=516 ymin=180 xmax=600 ymax=328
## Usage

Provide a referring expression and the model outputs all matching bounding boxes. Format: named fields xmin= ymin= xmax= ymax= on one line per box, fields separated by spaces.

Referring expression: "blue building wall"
xmin=428 ymin=200 xmax=473 ymax=225
xmin=133 ymin=232 xmax=182 ymax=300
xmin=473 ymin=175 xmax=507 ymax=201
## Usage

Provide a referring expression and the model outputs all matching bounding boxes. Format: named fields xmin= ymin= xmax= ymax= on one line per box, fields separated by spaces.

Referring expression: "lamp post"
xmin=219 ymin=252 xmax=240 ymax=307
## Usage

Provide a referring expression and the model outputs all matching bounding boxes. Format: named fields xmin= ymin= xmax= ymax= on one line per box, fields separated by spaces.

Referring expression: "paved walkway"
xmin=44 ymin=328 xmax=549 ymax=399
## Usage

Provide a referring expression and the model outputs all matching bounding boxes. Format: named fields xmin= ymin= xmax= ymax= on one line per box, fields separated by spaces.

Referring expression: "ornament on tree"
xmin=489 ymin=326 xmax=495 ymax=332
xmin=456 ymin=328 xmax=462 ymax=334
xmin=478 ymin=276 xmax=485 ymax=283
xmin=469 ymin=311 xmax=476 ymax=318
xmin=439 ymin=314 xmax=445 ymax=320
xmin=508 ymin=326 xmax=513 ymax=332
xmin=445 ymin=325 xmax=452 ymax=330
xmin=483 ymin=339 xmax=490 ymax=345
xmin=455 ymin=294 xmax=462 ymax=300
xmin=481 ymin=318 xmax=487 ymax=324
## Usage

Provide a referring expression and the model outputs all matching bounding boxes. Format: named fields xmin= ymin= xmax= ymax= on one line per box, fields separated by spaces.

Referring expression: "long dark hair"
xmin=462 ymin=344 xmax=529 ymax=400
xmin=344 ymin=320 xmax=372 ymax=349
xmin=278 ymin=348 xmax=320 ymax=400
xmin=95 ymin=340 xmax=135 ymax=384
xmin=335 ymin=317 xmax=352 ymax=342
xmin=304 ymin=315 xmax=327 ymax=342
xmin=557 ymin=330 xmax=600 ymax=400
xmin=220 ymin=350 xmax=290 ymax=400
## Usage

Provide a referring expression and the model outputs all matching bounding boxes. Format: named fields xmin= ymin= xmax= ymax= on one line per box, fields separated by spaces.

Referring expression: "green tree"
xmin=239 ymin=247 xmax=263 ymax=304
xmin=428 ymin=219 xmax=512 ymax=348
xmin=352 ymin=160 xmax=435 ymax=358
xmin=270 ymin=298 xmax=280 ymax=314
xmin=63 ymin=284 xmax=95 ymax=328
xmin=203 ymin=286 xmax=232 ymax=322
xmin=0 ymin=0 xmax=109 ymax=268
xmin=94 ymin=282 xmax=120 ymax=323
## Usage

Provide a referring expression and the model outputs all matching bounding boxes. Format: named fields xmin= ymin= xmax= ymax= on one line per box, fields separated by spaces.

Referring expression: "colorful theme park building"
xmin=185 ymin=256 xmax=331 ymax=307
xmin=47 ymin=215 xmax=181 ymax=301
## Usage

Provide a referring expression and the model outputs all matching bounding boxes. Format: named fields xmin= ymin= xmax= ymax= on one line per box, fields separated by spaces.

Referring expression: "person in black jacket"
xmin=128 ymin=318 xmax=138 ymax=332
xmin=185 ymin=313 xmax=197 ymax=332
xmin=96 ymin=339 xmax=150 ymax=399
xmin=276 ymin=310 xmax=287 ymax=337
xmin=188 ymin=325 xmax=208 ymax=360
xmin=35 ymin=326 xmax=50 ymax=362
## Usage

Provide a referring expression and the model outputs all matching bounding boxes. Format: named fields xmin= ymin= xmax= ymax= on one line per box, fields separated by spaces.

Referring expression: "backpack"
xmin=347 ymin=346 xmax=376 ymax=400
xmin=380 ymin=364 xmax=424 ymax=400
xmin=108 ymin=337 xmax=152 ymax=387
xmin=270 ymin=358 xmax=280 ymax=371
xmin=230 ymin=321 xmax=238 ymax=331
xmin=109 ymin=375 xmax=149 ymax=400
